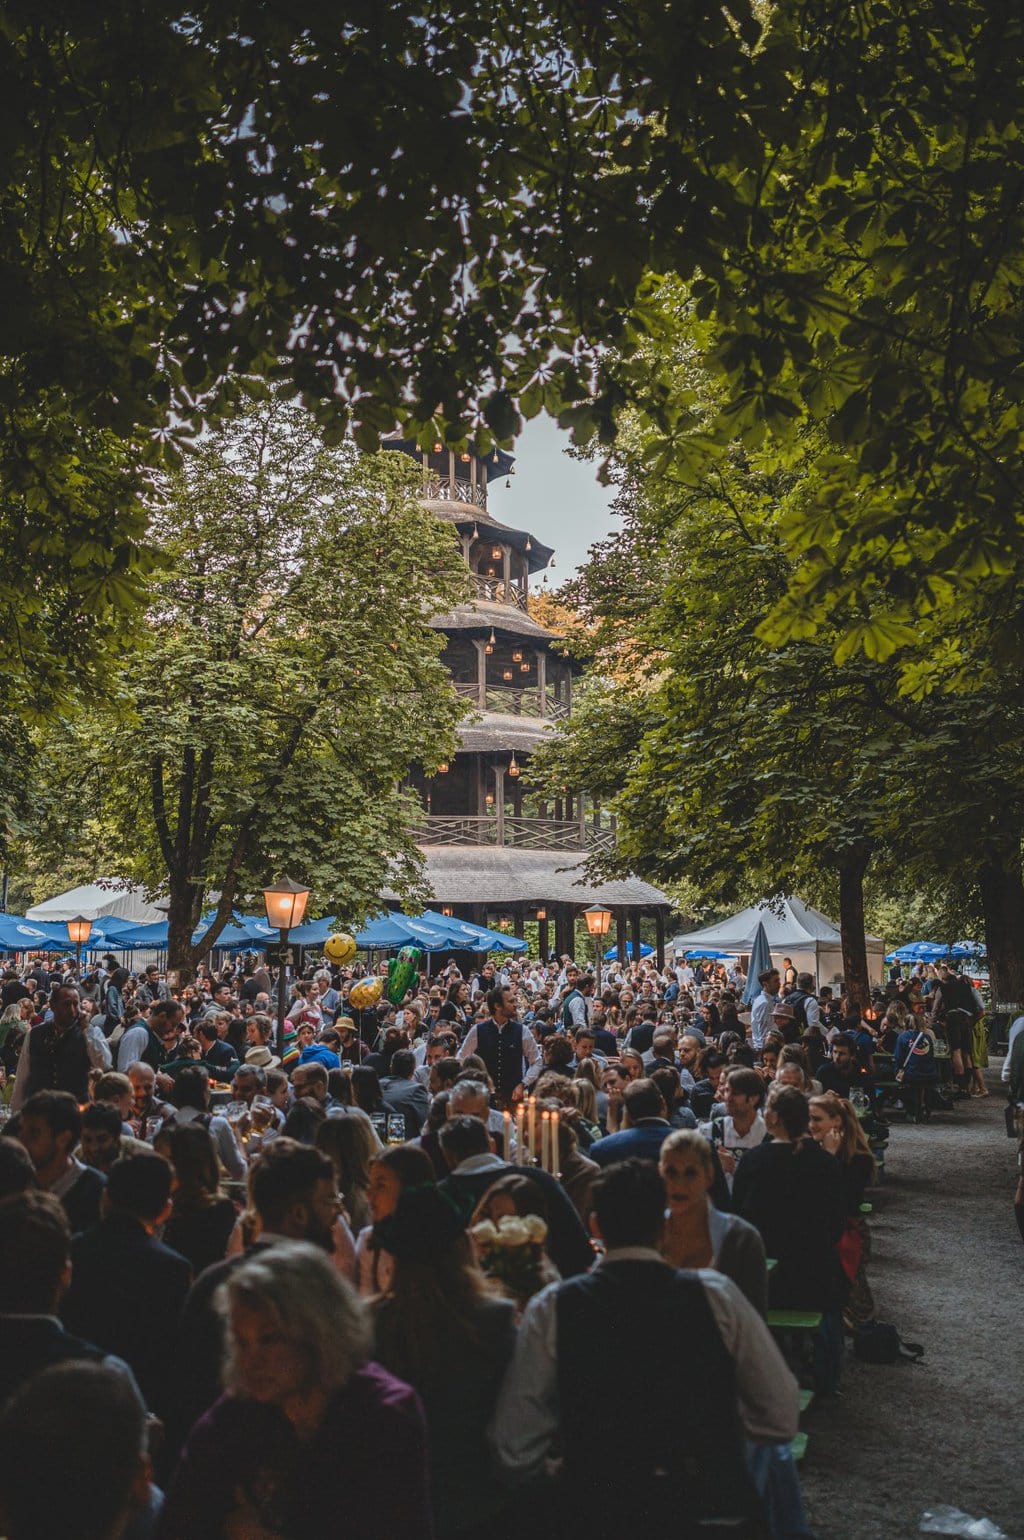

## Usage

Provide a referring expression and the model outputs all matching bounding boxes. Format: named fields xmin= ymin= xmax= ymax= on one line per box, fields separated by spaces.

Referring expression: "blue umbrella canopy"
xmin=603 ymin=941 xmax=654 ymax=960
xmin=417 ymin=911 xmax=529 ymax=954
xmin=0 ymin=915 xmax=68 ymax=951
xmin=742 ymin=922 xmax=772 ymax=1006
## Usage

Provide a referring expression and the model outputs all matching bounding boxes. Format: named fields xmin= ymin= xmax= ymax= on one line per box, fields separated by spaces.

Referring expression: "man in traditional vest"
xmin=457 ymin=985 xmax=540 ymax=1106
xmin=561 ymin=972 xmax=594 ymax=1031
xmin=11 ymin=984 xmax=110 ymax=1110
xmin=493 ymin=1158 xmax=800 ymax=1539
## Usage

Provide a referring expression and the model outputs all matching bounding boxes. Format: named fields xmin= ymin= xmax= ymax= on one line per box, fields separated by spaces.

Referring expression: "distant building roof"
xmin=402 ymin=845 xmax=670 ymax=909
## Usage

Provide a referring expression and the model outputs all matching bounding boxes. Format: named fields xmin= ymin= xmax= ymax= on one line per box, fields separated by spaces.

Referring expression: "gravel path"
xmin=800 ymin=1068 xmax=1023 ymax=1539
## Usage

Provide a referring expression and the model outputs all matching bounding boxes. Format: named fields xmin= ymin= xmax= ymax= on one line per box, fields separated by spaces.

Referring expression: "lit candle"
xmin=502 ymin=1108 xmax=512 ymax=1163
xmin=528 ymin=1097 xmax=537 ymax=1165
xmin=552 ymin=1108 xmax=561 ymax=1178
xmin=515 ymin=1104 xmax=525 ymax=1165
xmin=541 ymin=1109 xmax=551 ymax=1173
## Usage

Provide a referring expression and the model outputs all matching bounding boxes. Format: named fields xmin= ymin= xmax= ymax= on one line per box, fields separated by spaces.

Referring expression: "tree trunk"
xmin=978 ymin=852 xmax=1024 ymax=1017
xmin=166 ymin=881 xmax=204 ymax=983
xmin=837 ymin=853 xmax=870 ymax=1010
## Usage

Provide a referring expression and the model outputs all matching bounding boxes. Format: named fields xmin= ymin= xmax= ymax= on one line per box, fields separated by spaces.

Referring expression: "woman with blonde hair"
xmin=808 ymin=1092 xmax=876 ymax=1326
xmin=658 ymin=1130 xmax=767 ymax=1314
xmin=161 ymin=1243 xmax=431 ymax=1537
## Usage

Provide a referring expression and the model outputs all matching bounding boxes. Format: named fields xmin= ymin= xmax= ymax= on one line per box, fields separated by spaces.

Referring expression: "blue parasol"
xmin=742 ymin=922 xmax=772 ymax=1006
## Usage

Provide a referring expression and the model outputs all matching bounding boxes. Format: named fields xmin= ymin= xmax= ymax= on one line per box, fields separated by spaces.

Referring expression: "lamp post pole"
xmin=276 ymin=927 xmax=290 ymax=1063
xmin=262 ymin=878 xmax=311 ymax=1064
xmin=583 ymin=906 xmax=612 ymax=1002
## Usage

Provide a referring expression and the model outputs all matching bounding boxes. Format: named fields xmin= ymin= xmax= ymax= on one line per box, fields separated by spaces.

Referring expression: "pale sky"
xmin=484 ymin=413 xmax=619 ymax=584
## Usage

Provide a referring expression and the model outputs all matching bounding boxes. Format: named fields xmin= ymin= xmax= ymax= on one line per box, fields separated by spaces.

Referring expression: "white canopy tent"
xmin=26 ymin=881 xmax=165 ymax=926
xmin=671 ymin=896 xmax=885 ymax=989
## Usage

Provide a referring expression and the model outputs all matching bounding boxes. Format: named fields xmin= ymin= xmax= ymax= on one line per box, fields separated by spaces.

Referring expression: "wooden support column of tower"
xmin=538 ymin=912 xmax=550 ymax=959
xmin=494 ymin=765 xmax=506 ymax=847
xmin=630 ymin=911 xmax=643 ymax=969
xmin=655 ymin=910 xmax=666 ymax=969
xmin=473 ymin=637 xmax=488 ymax=711
xmin=536 ymin=649 xmax=547 ymax=716
xmin=616 ymin=911 xmax=628 ymax=973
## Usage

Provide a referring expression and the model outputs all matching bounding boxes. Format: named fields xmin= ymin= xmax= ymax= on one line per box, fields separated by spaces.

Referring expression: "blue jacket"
xmin=893 ymin=1027 xmax=939 ymax=1081
xmin=589 ymin=1119 xmax=674 ymax=1167
xmin=298 ymin=1044 xmax=341 ymax=1070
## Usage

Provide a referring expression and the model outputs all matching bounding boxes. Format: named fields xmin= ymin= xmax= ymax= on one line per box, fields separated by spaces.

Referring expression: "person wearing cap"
xmin=770 ymin=1001 xmax=800 ymax=1045
xmin=372 ymin=1185 xmax=516 ymax=1539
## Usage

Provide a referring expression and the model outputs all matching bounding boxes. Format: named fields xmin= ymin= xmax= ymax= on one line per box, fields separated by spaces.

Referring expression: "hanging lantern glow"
xmin=508 ymin=754 xmax=521 ymax=778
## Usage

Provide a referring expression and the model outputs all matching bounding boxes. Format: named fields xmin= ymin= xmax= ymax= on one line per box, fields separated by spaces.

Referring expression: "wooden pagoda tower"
xmin=383 ymin=437 xmax=671 ymax=964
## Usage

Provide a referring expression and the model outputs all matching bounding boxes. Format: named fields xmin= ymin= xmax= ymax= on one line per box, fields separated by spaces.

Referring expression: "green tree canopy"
xmin=538 ymin=297 xmax=1024 ymax=1005
xmin=16 ymin=400 xmax=469 ymax=972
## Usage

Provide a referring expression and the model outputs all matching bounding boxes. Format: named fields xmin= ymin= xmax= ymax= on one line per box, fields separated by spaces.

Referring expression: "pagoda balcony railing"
xmin=419 ymin=475 xmax=488 ymax=510
xmin=412 ymin=814 xmax=615 ymax=854
xmin=466 ymin=572 xmax=530 ymax=612
xmin=451 ymin=681 xmax=568 ymax=720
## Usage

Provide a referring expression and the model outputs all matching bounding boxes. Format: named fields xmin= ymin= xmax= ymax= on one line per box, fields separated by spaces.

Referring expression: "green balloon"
xmin=387 ymin=945 xmax=423 ymax=1004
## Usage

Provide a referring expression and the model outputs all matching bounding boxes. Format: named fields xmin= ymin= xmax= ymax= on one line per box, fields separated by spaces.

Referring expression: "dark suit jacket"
xmin=62 ymin=1212 xmax=191 ymax=1417
xmin=440 ymin=1161 xmax=593 ymax=1278
xmin=589 ymin=1118 xmax=674 ymax=1168
xmin=0 ymin=1315 xmax=108 ymax=1406
xmin=378 ymin=1076 xmax=430 ymax=1140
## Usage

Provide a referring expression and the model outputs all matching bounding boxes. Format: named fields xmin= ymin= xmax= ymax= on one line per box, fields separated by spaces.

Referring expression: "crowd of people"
xmin=0 ymin=943 xmax=997 ymax=1540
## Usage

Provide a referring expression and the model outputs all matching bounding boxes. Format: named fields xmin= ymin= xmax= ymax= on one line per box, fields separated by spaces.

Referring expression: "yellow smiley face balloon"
xmin=323 ymin=932 xmax=357 ymax=965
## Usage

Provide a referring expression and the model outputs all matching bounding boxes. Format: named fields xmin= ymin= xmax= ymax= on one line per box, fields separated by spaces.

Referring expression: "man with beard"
xmin=169 ymin=1139 xmax=341 ymax=1445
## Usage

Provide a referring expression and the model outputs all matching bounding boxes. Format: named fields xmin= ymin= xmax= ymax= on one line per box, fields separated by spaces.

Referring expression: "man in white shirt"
xmin=700 ymin=1067 xmax=767 ymax=1190
xmin=492 ymin=1159 xmax=799 ymax=1536
xmin=749 ymin=967 xmax=780 ymax=1050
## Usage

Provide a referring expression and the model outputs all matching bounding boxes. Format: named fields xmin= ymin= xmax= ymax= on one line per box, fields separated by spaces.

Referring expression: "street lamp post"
xmin=66 ymin=915 xmax=93 ymax=981
xmin=262 ymin=878 xmax=311 ymax=1061
xmin=583 ymin=905 xmax=612 ymax=998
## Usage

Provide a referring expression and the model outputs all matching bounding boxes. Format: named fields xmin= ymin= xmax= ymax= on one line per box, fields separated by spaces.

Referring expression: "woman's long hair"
xmin=163 ymin=1123 xmax=221 ymax=1212
xmin=809 ymin=1093 xmax=877 ymax=1173
xmin=351 ymin=1065 xmax=385 ymax=1113
xmin=373 ymin=1234 xmax=492 ymax=1384
xmin=315 ymin=1111 xmax=377 ymax=1232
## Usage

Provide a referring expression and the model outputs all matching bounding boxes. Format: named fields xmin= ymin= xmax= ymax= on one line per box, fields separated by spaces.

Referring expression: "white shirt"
xmin=749 ymin=990 xmax=777 ymax=1050
xmin=700 ymin=1113 xmax=767 ymax=1191
xmin=1002 ymin=1016 xmax=1024 ymax=1102
xmin=491 ymin=1250 xmax=798 ymax=1479
xmin=116 ymin=1024 xmax=153 ymax=1073
xmin=458 ymin=1019 xmax=541 ymax=1085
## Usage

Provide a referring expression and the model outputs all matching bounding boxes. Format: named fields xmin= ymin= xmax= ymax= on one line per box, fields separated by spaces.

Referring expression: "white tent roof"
xmin=672 ymin=896 xmax=882 ymax=952
xmin=26 ymin=881 xmax=165 ymax=925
